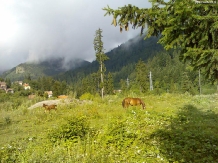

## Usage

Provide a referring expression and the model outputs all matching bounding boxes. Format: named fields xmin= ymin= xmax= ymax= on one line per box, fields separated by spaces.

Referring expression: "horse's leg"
xmin=122 ymin=100 xmax=125 ymax=108
xmin=123 ymin=99 xmax=128 ymax=108
xmin=141 ymin=100 xmax=145 ymax=109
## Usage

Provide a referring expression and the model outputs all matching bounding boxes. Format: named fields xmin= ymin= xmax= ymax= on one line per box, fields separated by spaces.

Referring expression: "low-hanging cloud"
xmin=0 ymin=0 xmax=151 ymax=72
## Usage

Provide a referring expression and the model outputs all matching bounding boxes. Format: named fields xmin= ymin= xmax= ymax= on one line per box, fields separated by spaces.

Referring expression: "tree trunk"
xmin=100 ymin=61 xmax=104 ymax=99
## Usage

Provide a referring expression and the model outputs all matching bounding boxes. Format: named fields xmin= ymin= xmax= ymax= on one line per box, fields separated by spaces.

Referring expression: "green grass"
xmin=0 ymin=93 xmax=218 ymax=162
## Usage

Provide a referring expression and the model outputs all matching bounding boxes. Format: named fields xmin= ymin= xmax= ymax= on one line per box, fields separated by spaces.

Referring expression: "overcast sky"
xmin=0 ymin=0 xmax=151 ymax=72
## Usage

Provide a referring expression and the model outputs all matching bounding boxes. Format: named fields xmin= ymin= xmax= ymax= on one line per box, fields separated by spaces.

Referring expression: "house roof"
xmin=23 ymin=83 xmax=29 ymax=87
xmin=0 ymin=82 xmax=6 ymax=86
xmin=45 ymin=91 xmax=53 ymax=95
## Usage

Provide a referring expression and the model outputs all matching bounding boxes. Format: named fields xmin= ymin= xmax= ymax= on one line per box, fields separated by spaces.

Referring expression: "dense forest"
xmin=51 ymin=35 xmax=216 ymax=97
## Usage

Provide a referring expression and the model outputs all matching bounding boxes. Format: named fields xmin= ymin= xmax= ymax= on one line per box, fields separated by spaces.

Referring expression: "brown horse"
xmin=122 ymin=97 xmax=146 ymax=109
xmin=42 ymin=103 xmax=57 ymax=112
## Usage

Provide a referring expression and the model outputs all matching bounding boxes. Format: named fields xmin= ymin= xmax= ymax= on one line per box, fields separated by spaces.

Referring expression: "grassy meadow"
xmin=1 ymin=93 xmax=218 ymax=162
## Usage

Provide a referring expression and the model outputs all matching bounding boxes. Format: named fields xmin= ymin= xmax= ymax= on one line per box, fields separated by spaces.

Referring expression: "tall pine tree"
xmin=135 ymin=59 xmax=148 ymax=93
xmin=105 ymin=72 xmax=114 ymax=95
xmin=93 ymin=28 xmax=109 ymax=98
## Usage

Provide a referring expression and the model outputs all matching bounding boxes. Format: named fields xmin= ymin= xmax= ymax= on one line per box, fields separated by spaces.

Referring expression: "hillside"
xmin=57 ymin=35 xmax=163 ymax=83
xmin=1 ymin=35 xmax=162 ymax=83
xmin=1 ymin=58 xmax=90 ymax=81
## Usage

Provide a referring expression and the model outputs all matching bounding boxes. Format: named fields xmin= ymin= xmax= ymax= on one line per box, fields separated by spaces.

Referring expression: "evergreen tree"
xmin=105 ymin=72 xmax=114 ymax=95
xmin=61 ymin=81 xmax=68 ymax=95
xmin=81 ymin=77 xmax=90 ymax=95
xmin=52 ymin=81 xmax=62 ymax=97
xmin=135 ymin=59 xmax=148 ymax=93
xmin=181 ymin=72 xmax=192 ymax=93
xmin=37 ymin=77 xmax=53 ymax=92
xmin=154 ymin=80 xmax=162 ymax=95
xmin=5 ymin=78 xmax=11 ymax=88
xmin=90 ymin=72 xmax=100 ymax=94
xmin=23 ymin=74 xmax=31 ymax=83
xmin=104 ymin=0 xmax=218 ymax=82
xmin=93 ymin=28 xmax=109 ymax=98
xmin=120 ymin=79 xmax=128 ymax=93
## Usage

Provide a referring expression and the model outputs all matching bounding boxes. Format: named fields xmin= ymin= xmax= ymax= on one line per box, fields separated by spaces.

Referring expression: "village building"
xmin=23 ymin=83 xmax=31 ymax=90
xmin=0 ymin=82 xmax=7 ymax=91
xmin=13 ymin=81 xmax=23 ymax=86
xmin=44 ymin=91 xmax=53 ymax=98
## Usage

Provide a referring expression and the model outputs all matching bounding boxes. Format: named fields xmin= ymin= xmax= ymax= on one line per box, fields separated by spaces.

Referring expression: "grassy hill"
xmin=1 ymin=93 xmax=218 ymax=162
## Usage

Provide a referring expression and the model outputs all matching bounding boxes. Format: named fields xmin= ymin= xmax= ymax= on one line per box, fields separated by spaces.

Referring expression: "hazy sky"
xmin=0 ymin=0 xmax=151 ymax=71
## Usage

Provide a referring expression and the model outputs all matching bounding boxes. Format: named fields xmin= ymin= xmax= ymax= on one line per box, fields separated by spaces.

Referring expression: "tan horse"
xmin=42 ymin=103 xmax=57 ymax=112
xmin=122 ymin=97 xmax=146 ymax=109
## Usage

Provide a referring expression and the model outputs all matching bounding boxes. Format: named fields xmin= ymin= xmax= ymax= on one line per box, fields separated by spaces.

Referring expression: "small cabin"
xmin=23 ymin=83 xmax=31 ymax=90
xmin=44 ymin=91 xmax=53 ymax=98
xmin=0 ymin=82 xmax=7 ymax=90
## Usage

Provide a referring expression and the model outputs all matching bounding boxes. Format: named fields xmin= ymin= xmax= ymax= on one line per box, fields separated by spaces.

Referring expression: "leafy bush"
xmin=48 ymin=116 xmax=92 ymax=143
xmin=79 ymin=92 xmax=95 ymax=101
xmin=0 ymin=142 xmax=20 ymax=163
xmin=4 ymin=116 xmax=11 ymax=125
xmin=102 ymin=120 xmax=137 ymax=150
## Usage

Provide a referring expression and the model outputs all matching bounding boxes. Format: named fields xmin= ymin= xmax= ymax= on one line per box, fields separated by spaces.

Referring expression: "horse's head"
xmin=140 ymin=100 xmax=146 ymax=109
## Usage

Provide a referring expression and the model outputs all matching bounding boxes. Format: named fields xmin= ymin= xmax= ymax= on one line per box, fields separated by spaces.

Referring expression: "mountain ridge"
xmin=56 ymin=35 xmax=163 ymax=84
xmin=1 ymin=35 xmax=163 ymax=83
xmin=0 ymin=57 xmax=90 ymax=81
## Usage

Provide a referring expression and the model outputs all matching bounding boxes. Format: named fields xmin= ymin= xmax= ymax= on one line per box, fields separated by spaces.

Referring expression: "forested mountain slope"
xmin=56 ymin=35 xmax=163 ymax=83
xmin=58 ymin=33 xmax=216 ymax=95
xmin=1 ymin=58 xmax=90 ymax=81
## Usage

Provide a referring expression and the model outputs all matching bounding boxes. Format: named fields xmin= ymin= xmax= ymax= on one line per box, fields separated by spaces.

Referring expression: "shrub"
xmin=48 ymin=116 xmax=92 ymax=143
xmin=0 ymin=142 xmax=20 ymax=162
xmin=102 ymin=120 xmax=137 ymax=150
xmin=4 ymin=116 xmax=11 ymax=125
xmin=79 ymin=93 xmax=94 ymax=101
